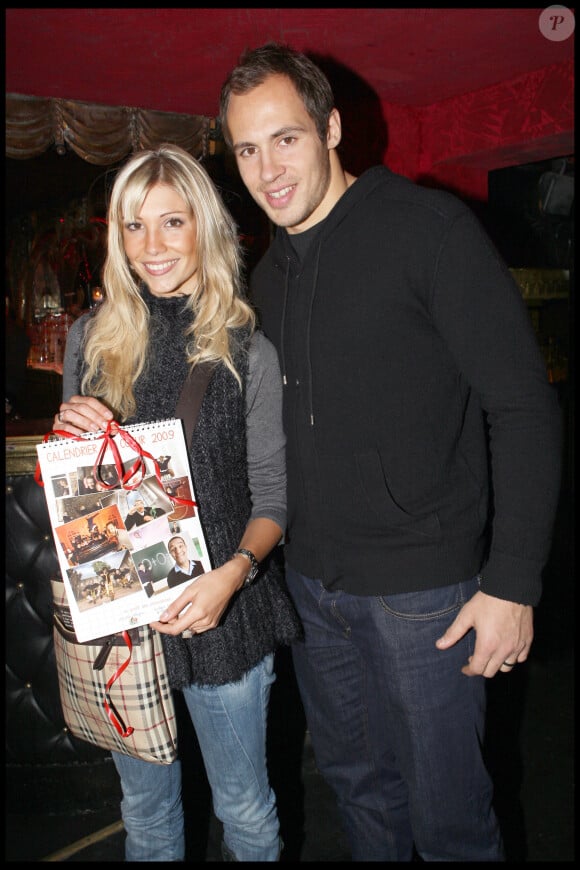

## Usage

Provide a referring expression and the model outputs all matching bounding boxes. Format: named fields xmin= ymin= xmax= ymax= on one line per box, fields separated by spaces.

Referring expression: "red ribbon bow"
xmin=35 ymin=420 xmax=196 ymax=510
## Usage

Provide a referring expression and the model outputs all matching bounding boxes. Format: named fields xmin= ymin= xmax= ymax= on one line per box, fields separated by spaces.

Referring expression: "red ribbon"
xmin=34 ymin=427 xmax=72 ymax=487
xmin=103 ymin=630 xmax=135 ymax=737
xmin=34 ymin=421 xmax=196 ymax=510
xmin=92 ymin=420 xmax=157 ymax=491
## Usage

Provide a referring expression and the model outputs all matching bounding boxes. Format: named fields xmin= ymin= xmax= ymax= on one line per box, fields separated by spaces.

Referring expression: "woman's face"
xmin=122 ymin=182 xmax=199 ymax=297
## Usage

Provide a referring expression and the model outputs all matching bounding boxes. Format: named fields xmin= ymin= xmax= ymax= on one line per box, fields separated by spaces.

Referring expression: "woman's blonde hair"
xmin=81 ymin=143 xmax=255 ymax=419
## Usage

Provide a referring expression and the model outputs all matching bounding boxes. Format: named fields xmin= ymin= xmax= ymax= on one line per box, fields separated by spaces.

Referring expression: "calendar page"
xmin=36 ymin=418 xmax=212 ymax=642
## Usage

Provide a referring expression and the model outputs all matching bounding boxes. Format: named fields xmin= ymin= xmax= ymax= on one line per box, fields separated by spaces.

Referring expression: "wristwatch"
xmin=234 ymin=548 xmax=260 ymax=587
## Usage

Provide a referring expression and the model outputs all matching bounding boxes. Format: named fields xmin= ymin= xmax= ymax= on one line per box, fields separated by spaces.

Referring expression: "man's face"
xmin=168 ymin=537 xmax=188 ymax=567
xmin=226 ymin=74 xmax=339 ymax=234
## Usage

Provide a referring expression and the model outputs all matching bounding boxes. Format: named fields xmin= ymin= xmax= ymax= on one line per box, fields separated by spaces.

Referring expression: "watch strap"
xmin=234 ymin=548 xmax=259 ymax=586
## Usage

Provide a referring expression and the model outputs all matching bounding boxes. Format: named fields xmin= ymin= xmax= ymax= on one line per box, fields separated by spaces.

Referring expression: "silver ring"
xmin=503 ymin=661 xmax=517 ymax=668
xmin=58 ymin=411 xmax=65 ymax=423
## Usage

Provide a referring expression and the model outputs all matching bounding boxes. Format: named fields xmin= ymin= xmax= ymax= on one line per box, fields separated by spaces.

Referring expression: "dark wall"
xmin=485 ymin=157 xmax=574 ymax=270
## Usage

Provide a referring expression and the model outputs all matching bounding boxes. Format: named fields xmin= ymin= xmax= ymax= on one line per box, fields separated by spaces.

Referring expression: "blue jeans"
xmin=285 ymin=566 xmax=504 ymax=862
xmin=112 ymin=653 xmax=281 ymax=861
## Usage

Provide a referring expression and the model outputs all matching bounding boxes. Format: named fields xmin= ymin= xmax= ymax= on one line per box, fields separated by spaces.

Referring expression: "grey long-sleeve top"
xmin=62 ymin=315 xmax=287 ymax=532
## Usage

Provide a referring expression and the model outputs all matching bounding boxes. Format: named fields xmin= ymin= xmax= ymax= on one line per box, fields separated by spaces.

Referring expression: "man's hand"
xmin=435 ymin=590 xmax=533 ymax=677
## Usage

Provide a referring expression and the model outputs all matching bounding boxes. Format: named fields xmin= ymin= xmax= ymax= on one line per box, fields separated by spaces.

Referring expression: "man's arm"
xmin=432 ymin=208 xmax=562 ymax=605
xmin=431 ymin=207 xmax=562 ymax=677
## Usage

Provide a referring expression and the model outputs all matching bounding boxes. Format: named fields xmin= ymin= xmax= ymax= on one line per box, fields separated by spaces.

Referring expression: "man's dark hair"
xmin=219 ymin=41 xmax=335 ymax=146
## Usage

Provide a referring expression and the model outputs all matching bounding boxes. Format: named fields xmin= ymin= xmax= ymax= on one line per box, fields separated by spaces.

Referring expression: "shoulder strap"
xmin=175 ymin=363 xmax=215 ymax=445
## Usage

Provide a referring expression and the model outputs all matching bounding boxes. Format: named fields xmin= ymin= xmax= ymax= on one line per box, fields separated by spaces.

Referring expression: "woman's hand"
xmin=151 ymin=561 xmax=246 ymax=636
xmin=55 ymin=395 xmax=114 ymax=435
xmin=151 ymin=518 xmax=283 ymax=637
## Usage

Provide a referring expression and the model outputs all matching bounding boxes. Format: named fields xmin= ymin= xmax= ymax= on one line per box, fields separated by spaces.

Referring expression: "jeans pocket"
xmin=379 ymin=577 xmax=479 ymax=621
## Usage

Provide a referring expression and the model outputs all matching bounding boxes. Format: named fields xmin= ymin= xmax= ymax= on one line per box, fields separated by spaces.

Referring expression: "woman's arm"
xmin=56 ymin=314 xmax=114 ymax=434
xmin=245 ymin=330 xmax=287 ymax=533
xmin=153 ymin=331 xmax=287 ymax=636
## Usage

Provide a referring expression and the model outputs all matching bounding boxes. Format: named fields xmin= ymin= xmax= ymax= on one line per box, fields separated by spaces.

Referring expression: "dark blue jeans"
xmin=285 ymin=566 xmax=504 ymax=861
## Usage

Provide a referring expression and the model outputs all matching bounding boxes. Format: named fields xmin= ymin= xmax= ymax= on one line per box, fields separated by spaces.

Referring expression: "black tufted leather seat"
xmin=6 ymin=455 xmax=121 ymax=812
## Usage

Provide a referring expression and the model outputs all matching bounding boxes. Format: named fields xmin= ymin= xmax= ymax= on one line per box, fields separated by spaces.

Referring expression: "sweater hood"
xmin=271 ymin=166 xmax=392 ymax=425
xmin=270 ymin=165 xmax=389 ymax=269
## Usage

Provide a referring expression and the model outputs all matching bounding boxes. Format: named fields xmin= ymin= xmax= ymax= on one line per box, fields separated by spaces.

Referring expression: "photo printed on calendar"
xmin=36 ymin=418 xmax=212 ymax=642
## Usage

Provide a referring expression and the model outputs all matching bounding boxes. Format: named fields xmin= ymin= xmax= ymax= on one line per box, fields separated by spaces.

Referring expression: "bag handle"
xmin=175 ymin=362 xmax=215 ymax=445
xmin=100 ymin=366 xmax=215 ymax=738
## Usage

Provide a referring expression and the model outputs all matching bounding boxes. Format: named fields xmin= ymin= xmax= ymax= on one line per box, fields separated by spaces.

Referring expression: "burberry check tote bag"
xmin=52 ymin=574 xmax=177 ymax=763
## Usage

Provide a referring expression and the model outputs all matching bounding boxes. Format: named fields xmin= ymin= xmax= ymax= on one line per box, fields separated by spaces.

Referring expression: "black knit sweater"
xmin=96 ymin=290 xmax=301 ymax=688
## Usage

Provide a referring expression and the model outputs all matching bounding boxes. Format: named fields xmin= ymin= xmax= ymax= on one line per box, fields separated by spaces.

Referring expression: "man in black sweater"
xmin=220 ymin=44 xmax=562 ymax=862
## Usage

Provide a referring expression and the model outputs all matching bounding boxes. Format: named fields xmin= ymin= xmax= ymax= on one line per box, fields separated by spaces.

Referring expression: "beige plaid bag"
xmin=52 ymin=575 xmax=177 ymax=764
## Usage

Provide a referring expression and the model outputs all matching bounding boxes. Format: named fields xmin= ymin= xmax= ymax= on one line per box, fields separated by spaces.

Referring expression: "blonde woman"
xmin=55 ymin=144 xmax=301 ymax=862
